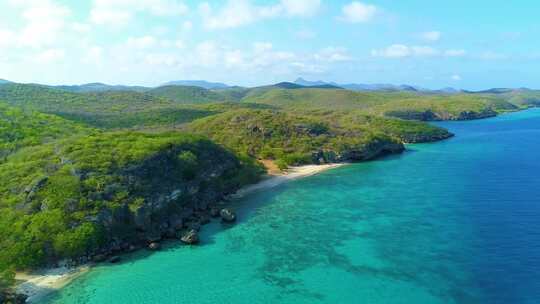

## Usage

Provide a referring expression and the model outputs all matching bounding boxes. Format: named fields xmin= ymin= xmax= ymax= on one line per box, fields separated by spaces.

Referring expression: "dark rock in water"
xmin=180 ymin=229 xmax=199 ymax=244
xmin=220 ymin=208 xmax=236 ymax=223
xmin=209 ymin=207 xmax=220 ymax=218
xmin=93 ymin=254 xmax=108 ymax=262
xmin=148 ymin=242 xmax=161 ymax=250
xmin=109 ymin=256 xmax=121 ymax=263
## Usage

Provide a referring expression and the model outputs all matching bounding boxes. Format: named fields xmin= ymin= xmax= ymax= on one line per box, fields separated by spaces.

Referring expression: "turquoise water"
xmin=43 ymin=109 xmax=540 ymax=304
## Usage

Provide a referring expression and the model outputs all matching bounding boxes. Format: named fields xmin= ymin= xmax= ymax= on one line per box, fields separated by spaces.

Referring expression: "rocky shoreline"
xmin=14 ymin=163 xmax=345 ymax=302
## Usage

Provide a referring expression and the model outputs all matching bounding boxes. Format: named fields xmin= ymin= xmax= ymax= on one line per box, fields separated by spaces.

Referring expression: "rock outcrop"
xmin=220 ymin=208 xmax=237 ymax=223
xmin=180 ymin=230 xmax=199 ymax=244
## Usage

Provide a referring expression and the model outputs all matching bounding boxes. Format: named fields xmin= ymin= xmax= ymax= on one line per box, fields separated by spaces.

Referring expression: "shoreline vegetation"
xmin=1 ymin=81 xmax=539 ymax=302
xmin=15 ymin=163 xmax=344 ymax=303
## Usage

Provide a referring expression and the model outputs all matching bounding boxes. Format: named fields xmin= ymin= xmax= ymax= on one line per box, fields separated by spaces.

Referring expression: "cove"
xmin=42 ymin=109 xmax=540 ymax=304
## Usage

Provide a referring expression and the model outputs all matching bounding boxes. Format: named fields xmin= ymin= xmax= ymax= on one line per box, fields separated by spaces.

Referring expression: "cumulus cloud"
xmin=280 ymin=0 xmax=321 ymax=17
xmin=421 ymin=31 xmax=441 ymax=42
xmin=199 ymin=0 xmax=321 ymax=30
xmin=34 ymin=48 xmax=65 ymax=63
xmin=314 ymin=47 xmax=352 ymax=62
xmin=340 ymin=1 xmax=377 ymax=23
xmin=90 ymin=0 xmax=188 ymax=26
xmin=451 ymin=74 xmax=462 ymax=81
xmin=372 ymin=44 xmax=466 ymax=58
xmin=10 ymin=0 xmax=72 ymax=48
xmin=479 ymin=51 xmax=508 ymax=60
xmin=83 ymin=46 xmax=104 ymax=65
xmin=444 ymin=49 xmax=466 ymax=57
xmin=126 ymin=36 xmax=157 ymax=49
xmin=0 ymin=29 xmax=16 ymax=48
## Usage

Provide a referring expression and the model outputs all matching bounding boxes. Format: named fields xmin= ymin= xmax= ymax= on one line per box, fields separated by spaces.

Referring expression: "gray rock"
xmin=180 ymin=229 xmax=199 ymax=245
xmin=148 ymin=242 xmax=161 ymax=250
xmin=220 ymin=208 xmax=237 ymax=223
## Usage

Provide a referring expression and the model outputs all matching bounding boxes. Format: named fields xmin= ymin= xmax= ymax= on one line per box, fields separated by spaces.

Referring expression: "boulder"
xmin=180 ymin=229 xmax=199 ymax=245
xmin=108 ymin=256 xmax=121 ymax=263
xmin=220 ymin=208 xmax=236 ymax=223
xmin=148 ymin=242 xmax=161 ymax=250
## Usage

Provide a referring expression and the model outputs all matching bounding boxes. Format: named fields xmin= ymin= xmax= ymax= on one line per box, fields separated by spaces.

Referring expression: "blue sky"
xmin=0 ymin=0 xmax=539 ymax=89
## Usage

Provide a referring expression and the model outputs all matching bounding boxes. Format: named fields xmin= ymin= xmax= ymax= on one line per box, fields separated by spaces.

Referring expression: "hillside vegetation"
xmin=0 ymin=132 xmax=262 ymax=279
xmin=0 ymin=103 xmax=90 ymax=159
xmin=187 ymin=109 xmax=452 ymax=168
xmin=0 ymin=84 xmax=217 ymax=129
xmin=1 ymin=80 xmax=539 ymax=296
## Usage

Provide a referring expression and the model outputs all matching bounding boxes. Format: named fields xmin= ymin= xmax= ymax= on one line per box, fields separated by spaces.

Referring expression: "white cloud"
xmin=314 ymin=47 xmax=352 ymax=62
xmin=340 ymin=2 xmax=377 ymax=23
xmin=90 ymin=0 xmax=188 ymax=26
xmin=182 ymin=21 xmax=193 ymax=31
xmin=34 ymin=48 xmax=65 ymax=63
xmin=72 ymin=22 xmax=92 ymax=34
xmin=13 ymin=0 xmax=72 ymax=48
xmin=280 ymin=0 xmax=321 ymax=17
xmin=444 ymin=49 xmax=466 ymax=57
xmin=451 ymin=74 xmax=462 ymax=81
xmin=479 ymin=51 xmax=508 ymax=60
xmin=372 ymin=44 xmax=467 ymax=58
xmin=421 ymin=31 xmax=441 ymax=42
xmin=371 ymin=44 xmax=410 ymax=58
xmin=175 ymin=40 xmax=185 ymax=49
xmin=0 ymin=29 xmax=16 ymax=48
xmin=199 ymin=0 xmax=320 ymax=30
xmin=126 ymin=36 xmax=157 ymax=49
xmin=83 ymin=46 xmax=104 ymax=65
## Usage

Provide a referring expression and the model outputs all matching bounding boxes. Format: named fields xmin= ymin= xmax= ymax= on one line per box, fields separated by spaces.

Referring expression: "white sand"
xmin=231 ymin=163 xmax=344 ymax=199
xmin=16 ymin=265 xmax=89 ymax=303
xmin=15 ymin=164 xmax=344 ymax=302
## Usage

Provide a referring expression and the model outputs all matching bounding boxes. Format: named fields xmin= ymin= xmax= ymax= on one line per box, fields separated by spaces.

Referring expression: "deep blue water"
xmin=43 ymin=109 xmax=540 ymax=304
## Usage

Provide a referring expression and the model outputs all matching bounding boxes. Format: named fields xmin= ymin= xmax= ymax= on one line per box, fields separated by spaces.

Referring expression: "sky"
xmin=0 ymin=0 xmax=539 ymax=89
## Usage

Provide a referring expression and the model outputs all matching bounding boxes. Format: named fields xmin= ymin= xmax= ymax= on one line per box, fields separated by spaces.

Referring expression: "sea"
xmin=43 ymin=108 xmax=540 ymax=304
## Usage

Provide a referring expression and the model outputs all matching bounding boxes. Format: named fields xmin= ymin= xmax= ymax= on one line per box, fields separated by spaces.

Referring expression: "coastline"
xmin=230 ymin=163 xmax=345 ymax=199
xmin=15 ymin=163 xmax=344 ymax=303
xmin=16 ymin=265 xmax=90 ymax=303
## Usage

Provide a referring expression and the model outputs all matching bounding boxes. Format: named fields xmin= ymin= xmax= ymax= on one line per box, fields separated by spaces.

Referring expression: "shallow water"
xmin=43 ymin=109 xmax=540 ymax=304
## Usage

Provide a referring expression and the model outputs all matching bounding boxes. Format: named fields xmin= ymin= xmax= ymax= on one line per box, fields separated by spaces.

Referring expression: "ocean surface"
xmin=43 ymin=109 xmax=540 ymax=304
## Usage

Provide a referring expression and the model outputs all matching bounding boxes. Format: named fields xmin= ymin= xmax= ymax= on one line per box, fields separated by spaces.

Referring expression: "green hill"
xmin=0 ymin=84 xmax=217 ymax=129
xmin=0 ymin=103 xmax=90 ymax=159
xmin=0 ymin=131 xmax=262 ymax=274
xmin=187 ymin=109 xmax=452 ymax=168
xmin=148 ymin=85 xmax=229 ymax=104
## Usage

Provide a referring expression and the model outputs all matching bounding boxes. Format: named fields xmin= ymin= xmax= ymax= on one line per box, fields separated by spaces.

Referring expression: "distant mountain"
xmin=0 ymin=79 xmax=12 ymax=84
xmin=269 ymin=81 xmax=342 ymax=90
xmin=148 ymin=85 xmax=229 ymax=104
xmin=163 ymin=80 xmax=229 ymax=90
xmin=463 ymin=88 xmax=515 ymax=94
xmin=294 ymin=78 xmax=330 ymax=87
xmin=55 ymin=82 xmax=149 ymax=93
xmin=293 ymin=78 xmax=461 ymax=93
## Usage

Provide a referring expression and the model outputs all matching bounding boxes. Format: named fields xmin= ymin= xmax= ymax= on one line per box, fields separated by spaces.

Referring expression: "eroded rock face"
xmin=180 ymin=229 xmax=199 ymax=245
xmin=220 ymin=208 xmax=237 ymax=223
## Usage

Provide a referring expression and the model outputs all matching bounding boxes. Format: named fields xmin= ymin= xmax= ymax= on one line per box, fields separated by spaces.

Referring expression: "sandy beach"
xmin=16 ymin=265 xmax=89 ymax=303
xmin=230 ymin=163 xmax=344 ymax=199
xmin=14 ymin=163 xmax=343 ymax=302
